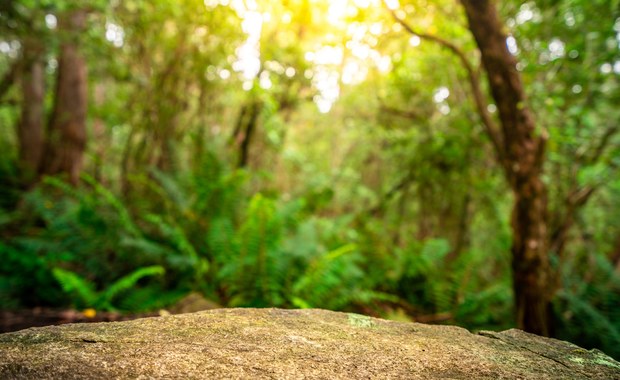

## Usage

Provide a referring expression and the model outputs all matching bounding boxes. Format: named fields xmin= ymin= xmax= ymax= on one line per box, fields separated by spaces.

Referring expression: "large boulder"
xmin=0 ymin=308 xmax=618 ymax=379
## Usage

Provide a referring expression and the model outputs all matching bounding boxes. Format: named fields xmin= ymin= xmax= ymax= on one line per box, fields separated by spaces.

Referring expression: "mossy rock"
xmin=1 ymin=308 xmax=618 ymax=379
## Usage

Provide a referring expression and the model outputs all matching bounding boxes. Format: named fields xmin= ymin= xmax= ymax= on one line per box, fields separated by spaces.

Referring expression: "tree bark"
xmin=40 ymin=10 xmax=88 ymax=185
xmin=460 ymin=0 xmax=551 ymax=336
xmin=17 ymin=38 xmax=45 ymax=184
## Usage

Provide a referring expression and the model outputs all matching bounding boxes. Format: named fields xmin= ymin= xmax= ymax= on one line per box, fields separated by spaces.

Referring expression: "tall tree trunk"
xmin=17 ymin=38 xmax=45 ymax=185
xmin=460 ymin=0 xmax=551 ymax=336
xmin=231 ymin=101 xmax=261 ymax=168
xmin=91 ymin=82 xmax=106 ymax=183
xmin=40 ymin=10 xmax=88 ymax=185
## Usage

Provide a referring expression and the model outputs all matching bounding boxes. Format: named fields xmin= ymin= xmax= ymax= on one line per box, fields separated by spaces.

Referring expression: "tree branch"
xmin=379 ymin=103 xmax=426 ymax=122
xmin=551 ymin=126 xmax=619 ymax=256
xmin=0 ymin=60 xmax=19 ymax=100
xmin=367 ymin=169 xmax=416 ymax=216
xmin=383 ymin=3 xmax=505 ymax=165
xmin=588 ymin=125 xmax=618 ymax=165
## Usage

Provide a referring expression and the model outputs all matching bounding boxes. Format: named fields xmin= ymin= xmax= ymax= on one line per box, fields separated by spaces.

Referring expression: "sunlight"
xmin=385 ymin=0 xmax=400 ymax=10
xmin=219 ymin=69 xmax=231 ymax=80
xmin=105 ymin=22 xmax=125 ymax=48
xmin=409 ymin=35 xmax=421 ymax=47
xmin=45 ymin=14 xmax=57 ymax=29
xmin=433 ymin=87 xmax=450 ymax=103
xmin=204 ymin=0 xmax=392 ymax=110
xmin=506 ymin=35 xmax=518 ymax=55
xmin=206 ymin=0 xmax=262 ymax=85
xmin=515 ymin=2 xmax=541 ymax=25
xmin=548 ymin=38 xmax=565 ymax=60
xmin=307 ymin=46 xmax=344 ymax=66
xmin=0 ymin=41 xmax=11 ymax=55
xmin=259 ymin=71 xmax=272 ymax=89
xmin=237 ymin=11 xmax=262 ymax=82
xmin=327 ymin=0 xmax=349 ymax=25
xmin=341 ymin=61 xmax=366 ymax=84
xmin=313 ymin=67 xmax=340 ymax=113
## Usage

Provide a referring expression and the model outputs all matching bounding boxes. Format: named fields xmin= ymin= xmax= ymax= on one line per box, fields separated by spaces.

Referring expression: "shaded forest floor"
xmin=0 ymin=293 xmax=226 ymax=333
xmin=0 ymin=308 xmax=157 ymax=333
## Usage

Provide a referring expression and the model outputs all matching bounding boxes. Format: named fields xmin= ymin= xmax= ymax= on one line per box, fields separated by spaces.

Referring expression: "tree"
xmin=0 ymin=3 xmax=46 ymax=185
xmin=112 ymin=0 xmax=243 ymax=191
xmin=40 ymin=9 xmax=89 ymax=185
xmin=386 ymin=0 xmax=551 ymax=335
xmin=17 ymin=37 xmax=45 ymax=184
xmin=460 ymin=0 xmax=551 ymax=336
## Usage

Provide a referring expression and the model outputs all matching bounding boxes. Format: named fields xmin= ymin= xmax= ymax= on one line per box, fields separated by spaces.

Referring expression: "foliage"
xmin=52 ymin=265 xmax=165 ymax=311
xmin=554 ymin=250 xmax=620 ymax=359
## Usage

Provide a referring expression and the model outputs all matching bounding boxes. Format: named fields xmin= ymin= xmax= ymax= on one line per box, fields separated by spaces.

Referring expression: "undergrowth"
xmin=0 ymin=156 xmax=618 ymax=360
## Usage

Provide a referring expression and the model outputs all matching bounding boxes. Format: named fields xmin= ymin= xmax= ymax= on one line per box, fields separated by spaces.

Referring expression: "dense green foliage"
xmin=1 ymin=0 xmax=619 ymax=359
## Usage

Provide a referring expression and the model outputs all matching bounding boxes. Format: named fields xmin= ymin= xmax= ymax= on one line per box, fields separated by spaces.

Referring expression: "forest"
xmin=1 ymin=0 xmax=619 ymax=360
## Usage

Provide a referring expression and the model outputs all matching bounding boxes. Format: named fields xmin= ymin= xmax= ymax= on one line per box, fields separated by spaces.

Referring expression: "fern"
xmin=554 ymin=250 xmax=620 ymax=359
xmin=143 ymin=214 xmax=209 ymax=283
xmin=101 ymin=266 xmax=165 ymax=307
xmin=149 ymin=168 xmax=190 ymax=212
xmin=52 ymin=268 xmax=99 ymax=308
xmin=221 ymin=194 xmax=285 ymax=306
xmin=394 ymin=238 xmax=455 ymax=312
xmin=52 ymin=266 xmax=165 ymax=311
xmin=293 ymin=244 xmax=368 ymax=310
xmin=208 ymin=217 xmax=237 ymax=263
xmin=116 ymin=286 xmax=187 ymax=312
xmin=82 ymin=174 xmax=141 ymax=238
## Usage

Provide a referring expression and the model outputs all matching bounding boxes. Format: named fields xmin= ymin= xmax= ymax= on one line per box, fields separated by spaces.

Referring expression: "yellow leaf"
xmin=83 ymin=308 xmax=97 ymax=318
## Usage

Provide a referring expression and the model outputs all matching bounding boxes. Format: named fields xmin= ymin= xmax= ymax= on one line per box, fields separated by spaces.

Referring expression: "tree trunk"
xmin=17 ymin=38 xmax=45 ymax=185
xmin=91 ymin=82 xmax=106 ymax=183
xmin=232 ymin=101 xmax=261 ymax=168
xmin=40 ymin=10 xmax=88 ymax=185
xmin=460 ymin=0 xmax=551 ymax=336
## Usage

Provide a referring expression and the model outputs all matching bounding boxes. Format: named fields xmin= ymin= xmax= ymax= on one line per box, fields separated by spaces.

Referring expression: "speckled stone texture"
xmin=1 ymin=308 xmax=619 ymax=379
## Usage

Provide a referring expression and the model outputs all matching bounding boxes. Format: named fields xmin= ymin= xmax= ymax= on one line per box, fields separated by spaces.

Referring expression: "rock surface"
xmin=0 ymin=308 xmax=618 ymax=379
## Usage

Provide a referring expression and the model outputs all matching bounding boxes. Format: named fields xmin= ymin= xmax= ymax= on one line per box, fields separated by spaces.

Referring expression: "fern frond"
xmin=52 ymin=268 xmax=98 ymax=308
xmin=82 ymin=174 xmax=141 ymax=238
xmin=149 ymin=168 xmax=190 ymax=212
xmin=101 ymin=266 xmax=165 ymax=306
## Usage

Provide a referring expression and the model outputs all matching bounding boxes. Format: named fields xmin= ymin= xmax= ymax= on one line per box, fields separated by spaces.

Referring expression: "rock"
xmin=0 ymin=308 xmax=618 ymax=379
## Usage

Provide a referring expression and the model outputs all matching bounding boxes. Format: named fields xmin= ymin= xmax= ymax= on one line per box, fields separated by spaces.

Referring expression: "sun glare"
xmin=206 ymin=0 xmax=390 ymax=111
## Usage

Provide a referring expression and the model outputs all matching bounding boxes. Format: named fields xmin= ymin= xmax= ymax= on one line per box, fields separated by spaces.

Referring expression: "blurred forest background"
xmin=1 ymin=0 xmax=620 ymax=359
